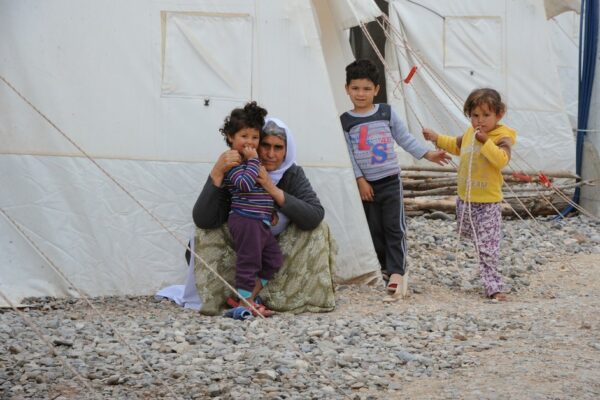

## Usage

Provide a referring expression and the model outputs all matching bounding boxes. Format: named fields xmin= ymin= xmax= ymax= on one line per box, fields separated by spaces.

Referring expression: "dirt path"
xmin=333 ymin=253 xmax=600 ymax=399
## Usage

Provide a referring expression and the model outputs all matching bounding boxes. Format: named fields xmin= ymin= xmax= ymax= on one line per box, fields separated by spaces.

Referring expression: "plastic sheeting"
xmin=0 ymin=155 xmax=379 ymax=306
xmin=0 ymin=0 xmax=382 ymax=305
xmin=386 ymin=0 xmax=576 ymax=173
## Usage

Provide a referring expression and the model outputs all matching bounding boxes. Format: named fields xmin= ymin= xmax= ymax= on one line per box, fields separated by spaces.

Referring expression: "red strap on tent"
xmin=511 ymin=171 xmax=533 ymax=182
xmin=404 ymin=65 xmax=418 ymax=83
xmin=538 ymin=173 xmax=552 ymax=188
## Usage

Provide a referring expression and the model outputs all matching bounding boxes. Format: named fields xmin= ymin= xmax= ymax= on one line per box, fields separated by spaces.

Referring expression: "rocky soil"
xmin=1 ymin=215 xmax=600 ymax=399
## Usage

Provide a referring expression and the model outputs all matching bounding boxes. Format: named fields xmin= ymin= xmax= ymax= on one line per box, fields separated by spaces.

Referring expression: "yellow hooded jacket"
xmin=436 ymin=124 xmax=517 ymax=203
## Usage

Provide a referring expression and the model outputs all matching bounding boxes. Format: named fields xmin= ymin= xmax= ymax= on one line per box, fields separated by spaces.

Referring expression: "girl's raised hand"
xmin=422 ymin=127 xmax=439 ymax=143
xmin=241 ymin=144 xmax=258 ymax=160
xmin=474 ymin=127 xmax=488 ymax=143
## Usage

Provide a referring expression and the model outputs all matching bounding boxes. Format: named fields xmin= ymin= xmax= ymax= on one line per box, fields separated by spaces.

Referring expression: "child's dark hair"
xmin=220 ymin=101 xmax=268 ymax=146
xmin=345 ymin=59 xmax=379 ymax=86
xmin=463 ymin=88 xmax=506 ymax=117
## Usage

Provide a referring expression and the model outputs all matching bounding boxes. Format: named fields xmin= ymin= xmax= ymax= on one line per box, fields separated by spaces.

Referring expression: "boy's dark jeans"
xmin=362 ymin=174 xmax=407 ymax=276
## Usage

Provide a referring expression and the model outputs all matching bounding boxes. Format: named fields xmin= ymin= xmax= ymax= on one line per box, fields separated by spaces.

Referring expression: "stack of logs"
xmin=401 ymin=166 xmax=591 ymax=218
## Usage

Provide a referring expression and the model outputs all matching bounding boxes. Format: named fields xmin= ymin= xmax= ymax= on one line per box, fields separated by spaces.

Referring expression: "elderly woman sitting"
xmin=190 ymin=117 xmax=336 ymax=315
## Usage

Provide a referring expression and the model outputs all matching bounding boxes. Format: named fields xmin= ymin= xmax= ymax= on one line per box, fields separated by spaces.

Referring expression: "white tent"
xmin=0 ymin=0 xmax=383 ymax=306
xmin=548 ymin=8 xmax=580 ymax=129
xmin=0 ymin=0 xmax=584 ymax=306
xmin=386 ymin=0 xmax=577 ymax=173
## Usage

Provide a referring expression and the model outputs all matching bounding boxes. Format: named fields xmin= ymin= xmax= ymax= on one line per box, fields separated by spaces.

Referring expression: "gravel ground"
xmin=1 ymin=215 xmax=600 ymax=400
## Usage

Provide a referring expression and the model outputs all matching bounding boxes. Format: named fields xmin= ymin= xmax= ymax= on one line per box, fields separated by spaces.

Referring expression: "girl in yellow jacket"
xmin=423 ymin=88 xmax=516 ymax=301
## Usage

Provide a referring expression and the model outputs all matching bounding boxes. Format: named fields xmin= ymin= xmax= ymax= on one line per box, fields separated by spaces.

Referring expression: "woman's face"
xmin=258 ymin=135 xmax=286 ymax=171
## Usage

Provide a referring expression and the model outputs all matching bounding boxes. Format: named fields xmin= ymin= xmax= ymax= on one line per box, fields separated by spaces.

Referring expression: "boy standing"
xmin=340 ymin=59 xmax=450 ymax=298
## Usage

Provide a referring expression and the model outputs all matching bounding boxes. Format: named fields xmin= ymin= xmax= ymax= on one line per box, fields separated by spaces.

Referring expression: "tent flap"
xmin=0 ymin=0 xmax=381 ymax=305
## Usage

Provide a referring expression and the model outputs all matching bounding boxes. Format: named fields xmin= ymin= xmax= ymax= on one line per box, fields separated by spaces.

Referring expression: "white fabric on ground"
xmin=155 ymin=232 xmax=202 ymax=310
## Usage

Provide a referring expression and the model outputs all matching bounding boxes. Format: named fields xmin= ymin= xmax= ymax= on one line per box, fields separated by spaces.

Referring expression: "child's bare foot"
xmin=490 ymin=292 xmax=508 ymax=301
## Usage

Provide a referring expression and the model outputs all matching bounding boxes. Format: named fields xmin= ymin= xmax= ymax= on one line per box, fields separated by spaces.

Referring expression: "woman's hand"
xmin=257 ymin=165 xmax=285 ymax=206
xmin=210 ymin=149 xmax=241 ymax=187
xmin=256 ymin=165 xmax=275 ymax=191
xmin=423 ymin=150 xmax=451 ymax=166
xmin=357 ymin=177 xmax=374 ymax=202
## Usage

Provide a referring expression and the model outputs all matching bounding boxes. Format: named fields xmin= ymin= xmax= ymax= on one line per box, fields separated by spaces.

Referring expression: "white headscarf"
xmin=263 ymin=117 xmax=296 ymax=234
xmin=264 ymin=117 xmax=296 ymax=184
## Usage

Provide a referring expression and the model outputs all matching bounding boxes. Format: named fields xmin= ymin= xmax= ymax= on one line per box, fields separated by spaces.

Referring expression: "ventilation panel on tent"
xmin=159 ymin=10 xmax=254 ymax=161
xmin=444 ymin=16 xmax=503 ymax=86
xmin=160 ymin=11 xmax=252 ymax=100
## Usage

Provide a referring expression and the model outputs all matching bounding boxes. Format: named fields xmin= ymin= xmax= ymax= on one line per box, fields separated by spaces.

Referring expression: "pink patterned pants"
xmin=456 ymin=199 xmax=504 ymax=297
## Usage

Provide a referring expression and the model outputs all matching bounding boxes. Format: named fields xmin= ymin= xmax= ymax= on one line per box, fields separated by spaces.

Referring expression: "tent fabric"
xmin=0 ymin=0 xmax=382 ymax=306
xmin=0 ymin=155 xmax=377 ymax=305
xmin=155 ymin=231 xmax=202 ymax=310
xmin=325 ymin=0 xmax=383 ymax=29
xmin=543 ymin=0 xmax=581 ymax=19
xmin=386 ymin=0 xmax=576 ymax=173
xmin=0 ymin=0 xmax=582 ymax=305
xmin=549 ymin=11 xmax=580 ymax=129
xmin=161 ymin=12 xmax=253 ymax=99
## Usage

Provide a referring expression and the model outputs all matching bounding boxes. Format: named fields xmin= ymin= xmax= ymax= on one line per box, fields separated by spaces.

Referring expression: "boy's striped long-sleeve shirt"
xmin=340 ymin=104 xmax=428 ymax=181
xmin=224 ymin=157 xmax=274 ymax=223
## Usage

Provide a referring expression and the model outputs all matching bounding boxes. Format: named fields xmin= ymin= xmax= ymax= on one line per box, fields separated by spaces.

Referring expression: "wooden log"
xmin=401 ymin=165 xmax=580 ymax=179
xmin=404 ymin=198 xmax=456 ymax=213
xmin=404 ymin=187 xmax=457 ymax=197
xmin=401 ymin=166 xmax=457 ymax=173
xmin=402 ymin=173 xmax=583 ymax=193
xmin=403 ymin=177 xmax=458 ymax=190
xmin=398 ymin=169 xmax=593 ymax=218
xmin=404 ymin=194 xmax=570 ymax=218
xmin=404 ymin=189 xmax=558 ymax=199
xmin=405 ymin=210 xmax=425 ymax=217
xmin=403 ymin=179 xmax=590 ymax=198
xmin=401 ymin=172 xmax=457 ymax=180
xmin=503 ymin=179 xmax=593 ymax=194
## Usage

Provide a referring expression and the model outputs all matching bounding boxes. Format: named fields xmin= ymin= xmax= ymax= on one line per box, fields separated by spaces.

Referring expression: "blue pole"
xmin=558 ymin=0 xmax=598 ymax=218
